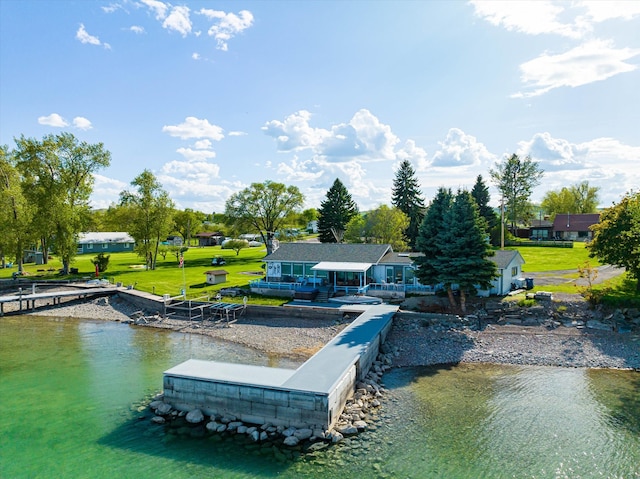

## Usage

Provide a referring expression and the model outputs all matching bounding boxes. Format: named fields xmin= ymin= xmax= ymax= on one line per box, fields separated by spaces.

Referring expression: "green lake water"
xmin=1 ymin=315 xmax=639 ymax=479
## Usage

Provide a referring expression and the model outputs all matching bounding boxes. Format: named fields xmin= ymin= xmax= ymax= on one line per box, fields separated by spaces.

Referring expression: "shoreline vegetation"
xmin=13 ymin=293 xmax=640 ymax=371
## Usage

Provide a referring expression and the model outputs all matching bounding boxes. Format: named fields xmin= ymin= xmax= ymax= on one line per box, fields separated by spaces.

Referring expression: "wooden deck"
xmin=0 ymin=285 xmax=118 ymax=316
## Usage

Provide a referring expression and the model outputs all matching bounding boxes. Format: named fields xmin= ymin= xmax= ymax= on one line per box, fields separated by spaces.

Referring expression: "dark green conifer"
xmin=317 ymin=179 xmax=359 ymax=243
xmin=391 ymin=160 xmax=425 ymax=250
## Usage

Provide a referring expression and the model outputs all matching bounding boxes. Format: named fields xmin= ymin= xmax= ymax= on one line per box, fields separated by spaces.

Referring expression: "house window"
xmin=511 ymin=266 xmax=519 ymax=277
xmin=102 ymin=243 xmax=108 ymax=249
xmin=292 ymin=264 xmax=303 ymax=277
xmin=87 ymin=244 xmax=93 ymax=250
xmin=280 ymin=263 xmax=292 ymax=276
xmin=124 ymin=243 xmax=130 ymax=249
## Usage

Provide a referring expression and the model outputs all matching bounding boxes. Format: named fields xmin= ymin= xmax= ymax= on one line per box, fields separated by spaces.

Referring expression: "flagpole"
xmin=180 ymin=252 xmax=186 ymax=298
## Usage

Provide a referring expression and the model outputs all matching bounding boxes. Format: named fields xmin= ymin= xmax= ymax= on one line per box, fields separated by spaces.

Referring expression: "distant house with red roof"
xmin=552 ymin=213 xmax=600 ymax=241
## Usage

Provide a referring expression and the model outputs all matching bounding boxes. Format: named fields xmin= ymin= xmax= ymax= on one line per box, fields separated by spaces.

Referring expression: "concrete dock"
xmin=163 ymin=303 xmax=398 ymax=431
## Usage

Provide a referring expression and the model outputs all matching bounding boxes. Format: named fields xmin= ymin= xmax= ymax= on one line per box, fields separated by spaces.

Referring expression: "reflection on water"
xmin=1 ymin=316 xmax=638 ymax=479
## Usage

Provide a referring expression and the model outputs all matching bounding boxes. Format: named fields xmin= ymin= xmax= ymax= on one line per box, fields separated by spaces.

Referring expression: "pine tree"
xmin=415 ymin=187 xmax=453 ymax=286
xmin=391 ymin=160 xmax=425 ymax=250
xmin=436 ymin=190 xmax=497 ymax=312
xmin=471 ymin=174 xmax=499 ymax=244
xmin=317 ymin=179 xmax=359 ymax=243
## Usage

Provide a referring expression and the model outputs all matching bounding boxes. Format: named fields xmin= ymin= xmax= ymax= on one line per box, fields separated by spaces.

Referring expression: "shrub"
xmin=91 ymin=253 xmax=110 ymax=273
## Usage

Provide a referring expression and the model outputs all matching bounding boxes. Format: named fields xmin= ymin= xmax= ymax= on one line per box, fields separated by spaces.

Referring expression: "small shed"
xmin=204 ymin=269 xmax=229 ymax=285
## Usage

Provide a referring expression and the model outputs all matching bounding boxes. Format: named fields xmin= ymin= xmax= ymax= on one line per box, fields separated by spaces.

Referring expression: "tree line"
xmin=2 ymin=133 xmax=638 ymax=293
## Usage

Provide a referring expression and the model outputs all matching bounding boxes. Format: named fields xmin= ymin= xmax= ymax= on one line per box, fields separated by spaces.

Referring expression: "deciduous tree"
xmin=317 ymin=179 xmax=359 ymax=243
xmin=15 ymin=133 xmax=111 ymax=273
xmin=490 ymin=153 xmax=544 ymax=234
xmin=366 ymin=205 xmax=409 ymax=251
xmin=391 ymin=160 xmax=425 ymax=249
xmin=119 ymin=170 xmax=175 ymax=270
xmin=0 ymin=145 xmax=36 ymax=272
xmin=173 ymin=208 xmax=206 ymax=246
xmin=224 ymin=180 xmax=304 ymax=255
xmin=541 ymin=181 xmax=600 ymax=219
xmin=588 ymin=191 xmax=640 ymax=292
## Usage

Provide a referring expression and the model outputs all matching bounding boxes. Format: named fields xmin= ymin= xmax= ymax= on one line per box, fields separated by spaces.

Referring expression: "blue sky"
xmin=1 ymin=1 xmax=639 ymax=214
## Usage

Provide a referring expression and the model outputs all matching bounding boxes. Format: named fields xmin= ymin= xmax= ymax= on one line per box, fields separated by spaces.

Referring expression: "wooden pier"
xmin=0 ymin=285 xmax=118 ymax=316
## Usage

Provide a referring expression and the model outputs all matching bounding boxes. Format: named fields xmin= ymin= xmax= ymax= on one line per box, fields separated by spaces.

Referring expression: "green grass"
xmin=0 ymin=246 xmax=288 ymax=305
xmin=507 ymin=241 xmax=600 ymax=272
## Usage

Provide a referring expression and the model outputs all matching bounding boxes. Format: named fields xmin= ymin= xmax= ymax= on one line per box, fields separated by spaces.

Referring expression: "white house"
xmin=482 ymin=249 xmax=526 ymax=296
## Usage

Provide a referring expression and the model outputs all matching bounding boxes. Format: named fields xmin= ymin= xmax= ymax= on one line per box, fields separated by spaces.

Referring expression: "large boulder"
xmin=185 ymin=409 xmax=204 ymax=424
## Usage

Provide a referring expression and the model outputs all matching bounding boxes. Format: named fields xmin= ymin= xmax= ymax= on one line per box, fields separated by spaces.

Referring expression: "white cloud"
xmin=90 ymin=174 xmax=128 ymax=209
xmin=38 ymin=113 xmax=68 ymax=127
xmin=262 ymin=110 xmax=330 ymax=152
xmin=277 ymin=157 xmax=325 ymax=182
xmin=161 ymin=159 xmax=220 ymax=179
xmin=193 ymin=139 xmax=212 ymax=149
xmin=176 ymin=147 xmax=216 ymax=161
xmin=163 ymin=5 xmax=191 ymax=36
xmin=129 ymin=25 xmax=145 ymax=34
xmin=263 ymin=109 xmax=399 ymax=161
xmin=228 ymin=131 xmax=247 ymax=137
xmin=76 ymin=24 xmax=111 ymax=49
xmin=72 ymin=117 xmax=93 ymax=130
xmin=513 ymin=39 xmax=640 ymax=98
xmin=102 ymin=3 xmax=124 ymax=14
xmin=396 ymin=140 xmax=430 ymax=172
xmin=470 ymin=0 xmax=583 ymax=38
xmin=199 ymin=8 xmax=254 ymax=51
xmin=192 ymin=52 xmax=201 ymax=60
xmin=431 ymin=128 xmax=496 ymax=167
xmin=578 ymin=0 xmax=640 ymax=22
xmin=162 ymin=117 xmax=224 ymax=140
xmin=141 ymin=0 xmax=168 ymax=20
xmin=517 ymin=132 xmax=640 ymax=205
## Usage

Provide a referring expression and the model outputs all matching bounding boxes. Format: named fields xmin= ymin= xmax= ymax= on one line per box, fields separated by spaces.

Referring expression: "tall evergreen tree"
xmin=317 ymin=179 xmax=359 ymax=243
xmin=391 ymin=160 xmax=425 ymax=249
xmin=436 ymin=190 xmax=497 ymax=312
xmin=415 ymin=187 xmax=453 ymax=286
xmin=471 ymin=174 xmax=499 ymax=244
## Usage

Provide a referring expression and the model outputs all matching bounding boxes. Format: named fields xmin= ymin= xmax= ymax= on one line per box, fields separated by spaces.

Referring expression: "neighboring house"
xmin=307 ymin=220 xmax=318 ymax=233
xmin=528 ymin=219 xmax=554 ymax=240
xmin=553 ymin=214 xmax=600 ymax=241
xmin=166 ymin=235 xmax=183 ymax=246
xmin=204 ymin=270 xmax=228 ymax=285
xmin=254 ymin=243 xmax=518 ymax=299
xmin=481 ymin=249 xmax=526 ymax=296
xmin=77 ymin=232 xmax=135 ymax=255
xmin=195 ymin=232 xmax=225 ymax=247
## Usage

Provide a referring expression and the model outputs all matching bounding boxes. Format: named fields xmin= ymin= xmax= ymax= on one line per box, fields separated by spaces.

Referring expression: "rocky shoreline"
xmin=19 ymin=292 xmax=640 ymax=370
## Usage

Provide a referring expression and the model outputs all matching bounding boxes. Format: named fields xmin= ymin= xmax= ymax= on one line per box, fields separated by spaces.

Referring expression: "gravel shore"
xmin=18 ymin=294 xmax=640 ymax=369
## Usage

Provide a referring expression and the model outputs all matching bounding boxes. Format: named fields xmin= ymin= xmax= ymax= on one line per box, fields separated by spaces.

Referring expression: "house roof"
xmin=78 ymin=232 xmax=134 ymax=244
xmin=553 ymin=213 xmax=600 ymax=232
xmin=311 ymin=261 xmax=372 ymax=273
xmin=379 ymin=251 xmax=422 ymax=265
xmin=492 ymin=250 xmax=525 ymax=270
xmin=204 ymin=270 xmax=228 ymax=275
xmin=264 ymin=243 xmax=393 ymax=264
xmin=195 ymin=232 xmax=223 ymax=237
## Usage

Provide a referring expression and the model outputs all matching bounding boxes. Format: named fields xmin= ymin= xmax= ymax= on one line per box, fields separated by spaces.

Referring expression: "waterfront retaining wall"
xmin=163 ymin=304 xmax=398 ymax=431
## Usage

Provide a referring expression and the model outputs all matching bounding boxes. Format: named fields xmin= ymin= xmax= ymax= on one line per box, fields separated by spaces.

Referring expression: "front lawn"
xmin=507 ymin=241 xmax=600 ymax=272
xmin=0 ymin=246 xmax=287 ymax=304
